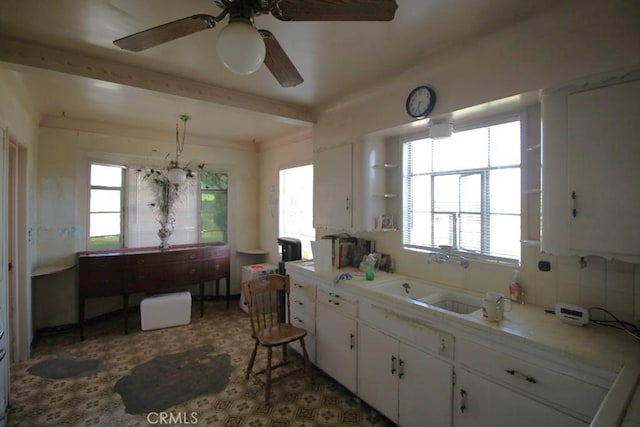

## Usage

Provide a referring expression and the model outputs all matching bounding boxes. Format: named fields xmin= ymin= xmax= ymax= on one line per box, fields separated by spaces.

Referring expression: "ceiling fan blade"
xmin=271 ymin=0 xmax=398 ymax=21
xmin=114 ymin=14 xmax=217 ymax=52
xmin=259 ymin=30 xmax=303 ymax=88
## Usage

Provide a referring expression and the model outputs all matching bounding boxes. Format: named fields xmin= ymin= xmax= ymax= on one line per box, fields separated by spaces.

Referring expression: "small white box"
xmin=240 ymin=263 xmax=278 ymax=313
xmin=141 ymin=291 xmax=192 ymax=331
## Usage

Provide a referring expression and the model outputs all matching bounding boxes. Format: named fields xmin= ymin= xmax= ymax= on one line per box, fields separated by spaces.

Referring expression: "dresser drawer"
xmin=203 ymin=258 xmax=230 ymax=279
xmin=125 ymin=249 xmax=201 ymax=266
xmin=457 ymin=338 xmax=609 ymax=419
xmin=317 ymin=288 xmax=357 ymax=318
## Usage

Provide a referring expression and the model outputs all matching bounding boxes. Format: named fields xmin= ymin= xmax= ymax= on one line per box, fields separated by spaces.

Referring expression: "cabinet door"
xmin=314 ymin=144 xmax=353 ymax=229
xmin=316 ymin=302 xmax=357 ymax=392
xmin=454 ymin=369 xmax=586 ymax=427
xmin=399 ymin=342 xmax=452 ymax=427
xmin=567 ymin=79 xmax=640 ymax=257
xmin=357 ymin=324 xmax=399 ymax=423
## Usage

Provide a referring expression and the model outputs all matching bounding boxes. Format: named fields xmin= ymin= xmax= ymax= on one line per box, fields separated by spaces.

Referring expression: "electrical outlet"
xmin=538 ymin=260 xmax=551 ymax=271
xmin=437 ymin=332 xmax=454 ymax=359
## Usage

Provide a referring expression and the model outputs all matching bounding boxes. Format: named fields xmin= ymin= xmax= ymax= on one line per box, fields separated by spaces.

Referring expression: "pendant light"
xmin=167 ymin=114 xmax=191 ymax=186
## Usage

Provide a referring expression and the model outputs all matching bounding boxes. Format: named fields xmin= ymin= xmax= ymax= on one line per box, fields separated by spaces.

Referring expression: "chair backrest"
xmin=242 ymin=274 xmax=291 ymax=336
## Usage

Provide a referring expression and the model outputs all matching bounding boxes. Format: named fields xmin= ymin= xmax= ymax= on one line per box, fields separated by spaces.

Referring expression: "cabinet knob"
xmin=188 ymin=254 xmax=196 ymax=260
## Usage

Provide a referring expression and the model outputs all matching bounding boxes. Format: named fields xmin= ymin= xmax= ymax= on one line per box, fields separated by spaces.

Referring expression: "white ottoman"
xmin=141 ymin=291 xmax=192 ymax=331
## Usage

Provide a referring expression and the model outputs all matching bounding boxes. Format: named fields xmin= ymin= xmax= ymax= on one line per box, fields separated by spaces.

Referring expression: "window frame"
xmin=402 ymin=114 xmax=523 ymax=265
xmin=88 ymin=162 xmax=126 ymax=250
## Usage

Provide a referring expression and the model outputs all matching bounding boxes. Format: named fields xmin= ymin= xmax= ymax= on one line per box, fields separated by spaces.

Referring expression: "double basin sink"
xmin=369 ymin=279 xmax=482 ymax=315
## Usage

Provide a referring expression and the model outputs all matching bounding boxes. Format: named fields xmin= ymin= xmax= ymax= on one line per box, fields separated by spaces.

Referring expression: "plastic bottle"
xmin=509 ymin=269 xmax=523 ymax=304
xmin=365 ymin=254 xmax=376 ymax=281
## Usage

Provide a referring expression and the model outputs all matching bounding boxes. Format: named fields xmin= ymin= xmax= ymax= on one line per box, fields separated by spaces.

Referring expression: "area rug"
xmin=27 ymin=356 xmax=100 ymax=379
xmin=114 ymin=344 xmax=232 ymax=414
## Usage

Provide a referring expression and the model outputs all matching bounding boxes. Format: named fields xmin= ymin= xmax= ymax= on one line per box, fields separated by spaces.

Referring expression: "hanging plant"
xmin=139 ymin=115 xmax=203 ymax=249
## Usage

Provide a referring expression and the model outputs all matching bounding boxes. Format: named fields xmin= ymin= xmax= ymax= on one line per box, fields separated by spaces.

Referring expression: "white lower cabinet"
xmin=454 ymin=368 xmax=586 ymax=427
xmin=454 ymin=338 xmax=610 ymax=426
xmin=316 ymin=288 xmax=358 ymax=392
xmin=288 ymin=275 xmax=317 ymax=363
xmin=358 ymin=323 xmax=453 ymax=427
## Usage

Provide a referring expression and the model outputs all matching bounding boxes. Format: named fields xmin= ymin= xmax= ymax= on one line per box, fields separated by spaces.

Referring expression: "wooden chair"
xmin=242 ymin=274 xmax=312 ymax=404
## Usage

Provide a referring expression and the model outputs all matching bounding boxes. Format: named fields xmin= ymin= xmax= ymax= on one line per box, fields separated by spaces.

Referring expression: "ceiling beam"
xmin=0 ymin=38 xmax=316 ymax=125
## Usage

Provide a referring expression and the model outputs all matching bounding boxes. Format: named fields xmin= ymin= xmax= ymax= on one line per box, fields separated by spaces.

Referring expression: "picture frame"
xmin=378 ymin=254 xmax=392 ymax=272
xmin=378 ymin=214 xmax=394 ymax=231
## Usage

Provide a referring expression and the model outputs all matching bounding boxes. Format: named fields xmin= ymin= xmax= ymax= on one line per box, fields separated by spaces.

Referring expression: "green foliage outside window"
xmin=200 ymin=172 xmax=228 ymax=243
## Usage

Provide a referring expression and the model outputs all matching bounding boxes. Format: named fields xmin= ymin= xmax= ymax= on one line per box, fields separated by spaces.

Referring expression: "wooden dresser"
xmin=76 ymin=243 xmax=230 ymax=339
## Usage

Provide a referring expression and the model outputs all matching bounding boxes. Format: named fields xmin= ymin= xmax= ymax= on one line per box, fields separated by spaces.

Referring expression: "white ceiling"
xmin=0 ymin=0 xmax=562 ymax=144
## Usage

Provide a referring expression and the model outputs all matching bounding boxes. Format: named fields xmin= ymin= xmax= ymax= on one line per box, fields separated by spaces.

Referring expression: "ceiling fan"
xmin=113 ymin=0 xmax=398 ymax=88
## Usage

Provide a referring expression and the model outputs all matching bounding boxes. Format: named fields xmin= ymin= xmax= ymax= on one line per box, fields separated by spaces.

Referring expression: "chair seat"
xmin=255 ymin=324 xmax=307 ymax=347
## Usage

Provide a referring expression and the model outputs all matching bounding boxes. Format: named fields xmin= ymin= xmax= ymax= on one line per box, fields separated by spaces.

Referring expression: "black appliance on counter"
xmin=277 ymin=237 xmax=302 ymax=321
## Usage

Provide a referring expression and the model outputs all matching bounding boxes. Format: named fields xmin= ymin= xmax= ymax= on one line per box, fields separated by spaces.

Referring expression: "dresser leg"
xmin=79 ymin=297 xmax=85 ymax=341
xmin=226 ymin=276 xmax=230 ymax=309
xmin=123 ymin=294 xmax=129 ymax=335
xmin=200 ymin=283 xmax=204 ymax=317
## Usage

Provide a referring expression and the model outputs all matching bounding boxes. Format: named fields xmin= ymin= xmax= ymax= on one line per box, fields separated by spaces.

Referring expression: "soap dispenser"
xmin=509 ymin=269 xmax=524 ymax=304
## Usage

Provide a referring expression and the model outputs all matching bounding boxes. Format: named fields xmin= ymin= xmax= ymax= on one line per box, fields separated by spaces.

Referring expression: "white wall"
xmin=34 ymin=120 xmax=260 ymax=327
xmin=0 ymin=69 xmax=40 ymax=360
xmin=301 ymin=0 xmax=640 ymax=324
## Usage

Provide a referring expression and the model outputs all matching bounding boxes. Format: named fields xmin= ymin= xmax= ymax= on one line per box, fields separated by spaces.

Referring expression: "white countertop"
xmin=287 ymin=261 xmax=640 ymax=426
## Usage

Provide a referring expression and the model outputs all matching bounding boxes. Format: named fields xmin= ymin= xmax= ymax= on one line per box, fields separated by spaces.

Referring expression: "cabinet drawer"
xmin=291 ymin=279 xmax=317 ymax=303
xmin=203 ymin=258 xmax=230 ymax=279
xmin=78 ymin=270 xmax=123 ymax=297
xmin=200 ymin=245 xmax=229 ymax=259
xmin=126 ymin=266 xmax=191 ymax=292
xmin=359 ymin=301 xmax=452 ymax=359
xmin=457 ymin=338 xmax=608 ymax=419
xmin=291 ymin=308 xmax=315 ymax=335
xmin=125 ymin=249 xmax=201 ymax=266
xmin=317 ymin=288 xmax=357 ymax=317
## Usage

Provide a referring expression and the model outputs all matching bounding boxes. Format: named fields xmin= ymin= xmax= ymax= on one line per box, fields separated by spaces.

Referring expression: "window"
xmin=403 ymin=119 xmax=521 ymax=262
xmin=89 ymin=163 xmax=124 ymax=250
xmin=200 ymin=172 xmax=228 ymax=243
xmin=89 ymin=163 xmax=228 ymax=249
xmin=279 ymin=165 xmax=314 ymax=259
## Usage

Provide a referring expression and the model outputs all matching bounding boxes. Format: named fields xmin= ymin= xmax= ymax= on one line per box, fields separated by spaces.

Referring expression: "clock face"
xmin=406 ymin=86 xmax=436 ymax=119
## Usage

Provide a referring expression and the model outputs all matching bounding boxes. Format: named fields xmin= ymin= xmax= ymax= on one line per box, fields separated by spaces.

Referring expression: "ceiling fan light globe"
xmin=216 ymin=21 xmax=266 ymax=75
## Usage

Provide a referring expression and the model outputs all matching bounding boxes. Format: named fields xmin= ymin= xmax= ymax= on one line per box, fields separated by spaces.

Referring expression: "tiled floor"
xmin=8 ymin=300 xmax=392 ymax=426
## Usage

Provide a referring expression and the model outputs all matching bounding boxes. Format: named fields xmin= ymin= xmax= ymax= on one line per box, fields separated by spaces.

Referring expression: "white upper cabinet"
xmin=314 ymin=143 xmax=355 ymax=230
xmin=541 ymin=71 xmax=640 ymax=262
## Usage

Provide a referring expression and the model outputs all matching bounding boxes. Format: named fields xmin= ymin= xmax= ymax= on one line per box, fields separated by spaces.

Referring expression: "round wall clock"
xmin=406 ymin=86 xmax=436 ymax=119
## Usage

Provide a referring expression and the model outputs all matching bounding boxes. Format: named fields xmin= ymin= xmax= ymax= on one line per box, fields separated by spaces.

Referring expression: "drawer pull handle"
xmin=214 ymin=264 xmax=220 ymax=270
xmin=294 ymin=317 xmax=303 ymax=324
xmin=391 ymin=355 xmax=397 ymax=375
xmin=328 ymin=299 xmax=340 ymax=306
xmin=137 ymin=259 xmax=145 ymax=265
xmin=349 ymin=333 xmax=355 ymax=350
xmin=460 ymin=389 xmax=467 ymax=413
xmin=294 ymin=283 xmax=303 ymax=288
xmin=506 ymin=369 xmax=537 ymax=384
xmin=329 ymin=292 xmax=340 ymax=298
xmin=188 ymin=254 xmax=196 ymax=260
xmin=189 ymin=269 xmax=197 ymax=275
xmin=294 ymin=300 xmax=304 ymax=306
